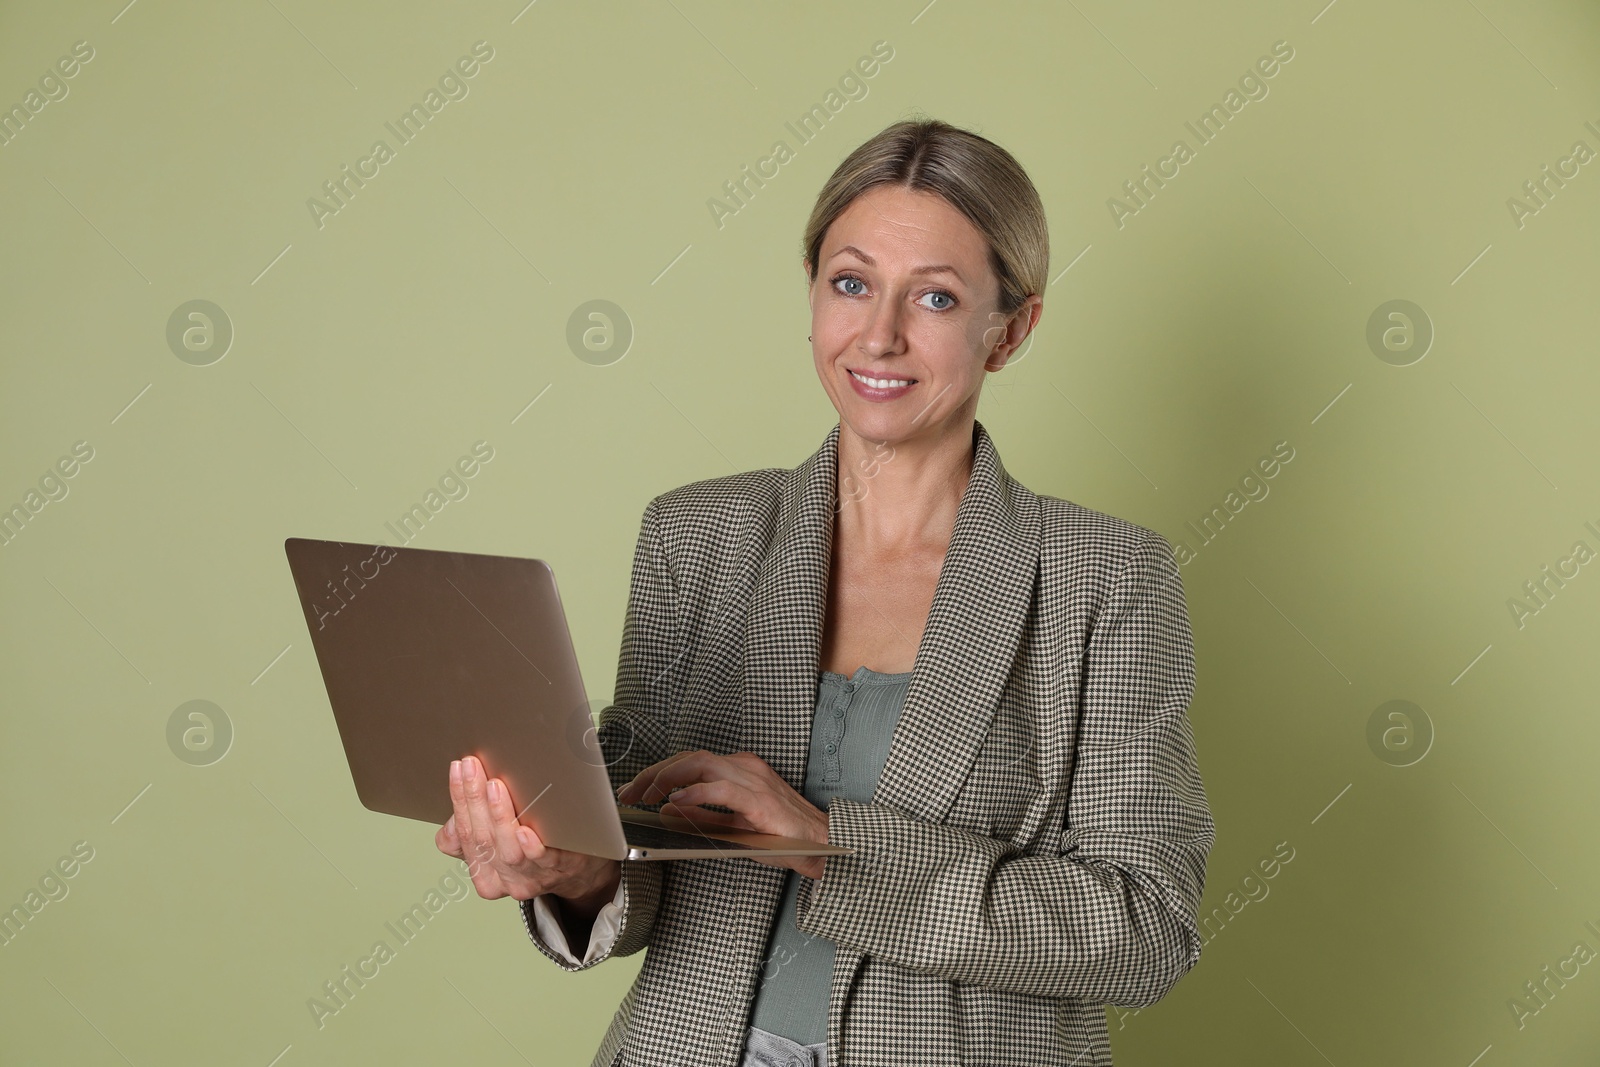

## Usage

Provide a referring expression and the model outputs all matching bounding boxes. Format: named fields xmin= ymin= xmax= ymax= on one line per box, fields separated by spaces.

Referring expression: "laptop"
xmin=283 ymin=537 xmax=853 ymax=862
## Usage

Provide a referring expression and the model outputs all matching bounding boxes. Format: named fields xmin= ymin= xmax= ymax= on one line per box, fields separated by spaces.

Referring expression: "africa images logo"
xmin=306 ymin=41 xmax=496 ymax=230
xmin=1106 ymin=39 xmax=1296 ymax=229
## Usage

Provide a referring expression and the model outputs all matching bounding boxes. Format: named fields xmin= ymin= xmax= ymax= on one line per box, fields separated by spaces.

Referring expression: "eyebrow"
xmin=828 ymin=245 xmax=965 ymax=285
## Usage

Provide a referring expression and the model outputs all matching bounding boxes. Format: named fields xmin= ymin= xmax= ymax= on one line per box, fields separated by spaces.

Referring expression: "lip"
xmin=846 ymin=367 xmax=917 ymax=402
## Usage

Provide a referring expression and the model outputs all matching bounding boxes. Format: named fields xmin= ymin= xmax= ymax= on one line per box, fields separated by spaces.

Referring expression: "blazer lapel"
xmin=737 ymin=422 xmax=840 ymax=789
xmin=872 ymin=420 xmax=1041 ymax=823
xmin=738 ymin=418 xmax=1042 ymax=821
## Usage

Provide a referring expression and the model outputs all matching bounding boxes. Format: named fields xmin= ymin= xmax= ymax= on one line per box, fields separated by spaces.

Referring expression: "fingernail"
xmin=489 ymin=779 xmax=502 ymax=801
xmin=451 ymin=760 xmax=461 ymax=780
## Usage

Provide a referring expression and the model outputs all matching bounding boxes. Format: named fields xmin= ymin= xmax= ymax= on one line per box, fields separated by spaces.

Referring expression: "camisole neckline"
xmin=818 ymin=665 xmax=914 ymax=685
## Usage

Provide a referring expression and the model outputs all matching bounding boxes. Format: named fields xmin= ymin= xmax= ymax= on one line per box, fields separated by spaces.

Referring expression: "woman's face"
xmin=806 ymin=184 xmax=1038 ymax=447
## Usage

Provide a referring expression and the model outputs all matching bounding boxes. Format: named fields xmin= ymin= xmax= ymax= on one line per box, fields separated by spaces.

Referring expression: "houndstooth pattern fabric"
xmin=516 ymin=419 xmax=1216 ymax=1067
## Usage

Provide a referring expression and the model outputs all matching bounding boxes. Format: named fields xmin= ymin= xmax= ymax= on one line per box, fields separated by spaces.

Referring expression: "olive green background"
xmin=3 ymin=1 xmax=1598 ymax=1063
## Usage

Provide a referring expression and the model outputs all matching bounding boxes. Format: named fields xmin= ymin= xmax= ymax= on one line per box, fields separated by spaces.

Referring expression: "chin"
xmin=841 ymin=412 xmax=908 ymax=443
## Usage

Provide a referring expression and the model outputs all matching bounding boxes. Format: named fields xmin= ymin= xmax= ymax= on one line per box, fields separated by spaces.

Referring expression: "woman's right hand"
xmin=435 ymin=755 xmax=620 ymax=911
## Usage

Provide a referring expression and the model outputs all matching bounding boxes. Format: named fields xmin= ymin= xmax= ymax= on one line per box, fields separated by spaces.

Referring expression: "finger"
xmin=634 ymin=751 xmax=739 ymax=805
xmin=447 ymin=759 xmax=492 ymax=884
xmin=658 ymin=779 xmax=761 ymax=825
xmin=439 ymin=807 xmax=461 ymax=844
xmin=435 ymin=819 xmax=464 ymax=859
xmin=659 ymin=801 xmax=754 ymax=833
xmin=484 ymin=775 xmax=534 ymax=873
xmin=615 ymin=749 xmax=695 ymax=803
xmin=446 ymin=759 xmax=474 ymax=849
xmin=457 ymin=756 xmax=502 ymax=875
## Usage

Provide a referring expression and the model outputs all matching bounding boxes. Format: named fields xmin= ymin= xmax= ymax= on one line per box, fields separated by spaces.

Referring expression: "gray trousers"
xmin=739 ymin=1025 xmax=829 ymax=1067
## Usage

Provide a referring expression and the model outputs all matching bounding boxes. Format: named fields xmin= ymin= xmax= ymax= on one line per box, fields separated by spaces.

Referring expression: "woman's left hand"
xmin=615 ymin=750 xmax=830 ymax=879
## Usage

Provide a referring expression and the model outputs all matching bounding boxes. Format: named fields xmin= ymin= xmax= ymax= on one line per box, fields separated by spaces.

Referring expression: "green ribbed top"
xmin=745 ymin=665 xmax=912 ymax=1045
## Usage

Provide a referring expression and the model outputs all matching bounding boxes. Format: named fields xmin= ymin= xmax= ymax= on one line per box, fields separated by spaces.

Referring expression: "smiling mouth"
xmin=849 ymin=369 xmax=917 ymax=388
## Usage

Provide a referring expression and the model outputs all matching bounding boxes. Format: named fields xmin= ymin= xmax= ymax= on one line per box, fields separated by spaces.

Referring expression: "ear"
xmin=985 ymin=296 xmax=1043 ymax=372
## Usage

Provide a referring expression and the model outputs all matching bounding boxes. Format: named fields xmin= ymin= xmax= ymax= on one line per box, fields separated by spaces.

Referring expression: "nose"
xmin=858 ymin=297 xmax=905 ymax=359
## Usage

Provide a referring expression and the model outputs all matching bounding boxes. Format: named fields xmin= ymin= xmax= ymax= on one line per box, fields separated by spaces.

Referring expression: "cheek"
xmin=955 ymin=306 xmax=1006 ymax=347
xmin=979 ymin=313 xmax=1010 ymax=349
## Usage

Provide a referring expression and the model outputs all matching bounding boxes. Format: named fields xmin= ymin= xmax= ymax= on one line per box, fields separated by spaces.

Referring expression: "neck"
xmin=834 ymin=418 xmax=974 ymax=553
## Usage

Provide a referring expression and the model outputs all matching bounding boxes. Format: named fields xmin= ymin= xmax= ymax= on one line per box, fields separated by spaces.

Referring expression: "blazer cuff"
xmin=517 ymin=859 xmax=662 ymax=971
xmin=794 ymin=797 xmax=924 ymax=936
xmin=525 ymin=879 xmax=626 ymax=967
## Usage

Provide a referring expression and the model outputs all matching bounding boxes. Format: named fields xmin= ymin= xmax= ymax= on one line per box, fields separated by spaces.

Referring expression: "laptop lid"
xmin=284 ymin=537 xmax=632 ymax=860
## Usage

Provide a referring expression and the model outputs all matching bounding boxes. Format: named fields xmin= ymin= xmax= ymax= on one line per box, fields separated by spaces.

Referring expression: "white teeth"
xmin=851 ymin=369 xmax=914 ymax=389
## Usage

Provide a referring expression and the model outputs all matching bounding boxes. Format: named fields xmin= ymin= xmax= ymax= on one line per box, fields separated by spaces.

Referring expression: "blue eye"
xmin=829 ymin=273 xmax=958 ymax=312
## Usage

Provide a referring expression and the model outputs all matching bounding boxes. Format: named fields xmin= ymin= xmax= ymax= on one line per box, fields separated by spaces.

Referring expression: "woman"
xmin=437 ymin=118 xmax=1215 ymax=1067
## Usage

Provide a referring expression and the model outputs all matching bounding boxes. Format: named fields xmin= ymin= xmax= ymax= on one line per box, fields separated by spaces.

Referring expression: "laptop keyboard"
xmin=621 ymin=820 xmax=759 ymax=852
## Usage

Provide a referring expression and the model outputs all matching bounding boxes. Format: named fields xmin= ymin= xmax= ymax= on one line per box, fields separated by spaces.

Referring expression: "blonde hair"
xmin=801 ymin=117 xmax=1049 ymax=316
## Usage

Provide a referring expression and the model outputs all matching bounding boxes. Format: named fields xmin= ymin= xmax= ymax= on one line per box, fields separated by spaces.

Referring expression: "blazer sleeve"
xmin=793 ymin=530 xmax=1215 ymax=1007
xmin=517 ymin=496 xmax=684 ymax=971
xmin=526 ymin=878 xmax=626 ymax=965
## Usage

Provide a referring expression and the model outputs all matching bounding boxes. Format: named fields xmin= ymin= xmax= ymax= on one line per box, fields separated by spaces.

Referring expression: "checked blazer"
xmin=518 ymin=419 xmax=1216 ymax=1067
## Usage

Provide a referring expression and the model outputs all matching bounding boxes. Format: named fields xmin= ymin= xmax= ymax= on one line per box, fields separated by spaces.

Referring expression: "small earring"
xmin=807 ymin=335 xmax=812 ymax=341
